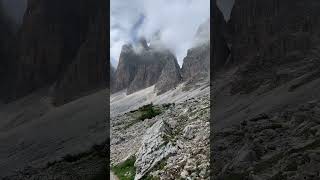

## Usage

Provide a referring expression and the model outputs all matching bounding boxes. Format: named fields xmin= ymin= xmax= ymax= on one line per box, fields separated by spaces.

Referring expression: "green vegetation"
xmin=112 ymin=156 xmax=136 ymax=180
xmin=124 ymin=103 xmax=168 ymax=130
xmin=137 ymin=103 xmax=161 ymax=121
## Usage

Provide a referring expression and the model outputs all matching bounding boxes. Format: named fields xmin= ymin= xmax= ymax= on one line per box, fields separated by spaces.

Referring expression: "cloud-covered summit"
xmin=110 ymin=0 xmax=210 ymax=67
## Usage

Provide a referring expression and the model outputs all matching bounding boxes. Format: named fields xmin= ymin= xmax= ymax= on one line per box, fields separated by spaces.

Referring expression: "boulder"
xmin=134 ymin=120 xmax=175 ymax=180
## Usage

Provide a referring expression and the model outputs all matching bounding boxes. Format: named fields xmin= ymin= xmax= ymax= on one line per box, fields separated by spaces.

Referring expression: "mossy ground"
xmin=112 ymin=156 xmax=136 ymax=180
xmin=124 ymin=103 xmax=165 ymax=129
xmin=137 ymin=103 xmax=161 ymax=121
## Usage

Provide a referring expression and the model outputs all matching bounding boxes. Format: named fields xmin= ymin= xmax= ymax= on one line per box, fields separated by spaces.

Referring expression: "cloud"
xmin=110 ymin=0 xmax=210 ymax=67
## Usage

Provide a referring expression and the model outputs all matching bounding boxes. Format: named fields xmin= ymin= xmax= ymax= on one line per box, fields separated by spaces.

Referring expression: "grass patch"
xmin=137 ymin=103 xmax=161 ymax=121
xmin=124 ymin=103 xmax=164 ymax=129
xmin=112 ymin=156 xmax=136 ymax=180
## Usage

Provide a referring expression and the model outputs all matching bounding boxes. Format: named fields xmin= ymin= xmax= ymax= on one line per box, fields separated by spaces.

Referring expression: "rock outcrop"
xmin=111 ymin=93 xmax=210 ymax=179
xmin=114 ymin=39 xmax=181 ymax=95
xmin=134 ymin=120 xmax=176 ymax=180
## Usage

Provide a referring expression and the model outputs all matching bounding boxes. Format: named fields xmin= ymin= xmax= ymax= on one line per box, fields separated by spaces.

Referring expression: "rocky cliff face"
xmin=230 ymin=0 xmax=320 ymax=64
xmin=181 ymin=43 xmax=210 ymax=81
xmin=114 ymin=40 xmax=181 ymax=95
xmin=212 ymin=0 xmax=230 ymax=73
xmin=3 ymin=0 xmax=106 ymax=104
xmin=181 ymin=19 xmax=210 ymax=81
xmin=154 ymin=55 xmax=181 ymax=95
xmin=110 ymin=65 xmax=116 ymax=93
xmin=52 ymin=0 xmax=107 ymax=105
xmin=212 ymin=0 xmax=320 ymax=179
xmin=228 ymin=0 xmax=320 ymax=94
xmin=0 ymin=3 xmax=15 ymax=97
xmin=181 ymin=2 xmax=229 ymax=80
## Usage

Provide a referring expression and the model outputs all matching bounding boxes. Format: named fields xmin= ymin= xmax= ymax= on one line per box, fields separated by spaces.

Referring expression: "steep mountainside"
xmin=181 ymin=43 xmax=210 ymax=81
xmin=213 ymin=0 xmax=320 ymax=179
xmin=4 ymin=0 xmax=107 ymax=104
xmin=114 ymin=39 xmax=181 ymax=95
xmin=181 ymin=19 xmax=210 ymax=81
xmin=212 ymin=1 xmax=230 ymax=73
xmin=52 ymin=0 xmax=107 ymax=105
xmin=0 ymin=0 xmax=108 ymax=178
xmin=110 ymin=65 xmax=116 ymax=93
xmin=0 ymin=3 xmax=15 ymax=98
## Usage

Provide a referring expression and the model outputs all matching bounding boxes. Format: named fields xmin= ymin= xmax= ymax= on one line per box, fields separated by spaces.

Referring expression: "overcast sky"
xmin=110 ymin=0 xmax=210 ymax=67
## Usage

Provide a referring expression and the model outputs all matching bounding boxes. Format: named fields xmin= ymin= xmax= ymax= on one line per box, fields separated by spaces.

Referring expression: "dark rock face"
xmin=212 ymin=1 xmax=230 ymax=73
xmin=230 ymin=0 xmax=320 ymax=64
xmin=3 ymin=0 xmax=106 ymax=104
xmin=0 ymin=0 xmax=27 ymax=26
xmin=114 ymin=41 xmax=180 ymax=95
xmin=52 ymin=0 xmax=107 ymax=105
xmin=228 ymin=0 xmax=320 ymax=94
xmin=0 ymin=2 xmax=15 ymax=98
xmin=212 ymin=0 xmax=320 ymax=179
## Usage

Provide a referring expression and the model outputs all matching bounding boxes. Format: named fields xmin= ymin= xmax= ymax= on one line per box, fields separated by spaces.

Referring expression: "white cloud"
xmin=110 ymin=0 xmax=210 ymax=67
